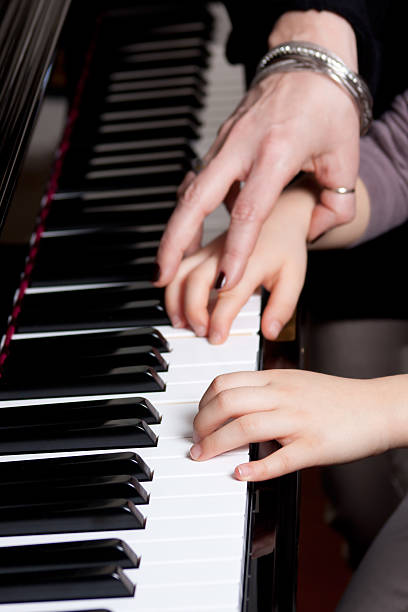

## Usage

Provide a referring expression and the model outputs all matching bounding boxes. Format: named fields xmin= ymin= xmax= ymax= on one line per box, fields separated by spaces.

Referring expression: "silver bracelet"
xmin=251 ymin=41 xmax=373 ymax=135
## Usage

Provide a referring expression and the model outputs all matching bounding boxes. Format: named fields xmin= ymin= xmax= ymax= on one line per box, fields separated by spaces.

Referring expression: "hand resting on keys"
xmin=189 ymin=86 xmax=408 ymax=481
xmin=154 ymin=11 xmax=361 ymax=292
xmin=164 ymin=179 xmax=316 ymax=343
xmin=190 ymin=370 xmax=408 ymax=482
xmin=164 ymin=175 xmax=369 ymax=344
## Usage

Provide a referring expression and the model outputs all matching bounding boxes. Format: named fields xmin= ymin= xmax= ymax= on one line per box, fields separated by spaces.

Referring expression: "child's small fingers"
xmin=183 ymin=258 xmax=218 ymax=337
xmin=164 ymin=247 xmax=216 ymax=329
xmin=207 ymin=283 xmax=254 ymax=344
xmin=261 ymin=265 xmax=306 ymax=340
xmin=164 ymin=274 xmax=188 ymax=329
xmin=234 ymin=441 xmax=311 ymax=482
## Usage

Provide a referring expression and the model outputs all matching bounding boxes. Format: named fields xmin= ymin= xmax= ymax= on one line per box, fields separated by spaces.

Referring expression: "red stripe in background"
xmin=0 ymin=18 xmax=101 ymax=374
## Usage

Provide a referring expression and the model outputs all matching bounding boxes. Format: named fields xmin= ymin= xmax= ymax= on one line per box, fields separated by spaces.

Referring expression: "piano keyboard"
xmin=0 ymin=4 xmax=262 ymax=611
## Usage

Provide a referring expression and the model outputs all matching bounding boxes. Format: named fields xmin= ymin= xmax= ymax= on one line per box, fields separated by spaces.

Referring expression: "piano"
xmin=0 ymin=1 xmax=300 ymax=610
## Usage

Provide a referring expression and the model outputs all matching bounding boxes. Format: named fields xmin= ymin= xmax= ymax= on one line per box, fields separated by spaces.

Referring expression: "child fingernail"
xmin=192 ymin=430 xmax=200 ymax=444
xmin=172 ymin=316 xmax=183 ymax=328
xmin=269 ymin=320 xmax=282 ymax=339
xmin=190 ymin=444 xmax=202 ymax=460
xmin=214 ymin=271 xmax=226 ymax=290
xmin=196 ymin=325 xmax=207 ymax=337
xmin=235 ymin=464 xmax=251 ymax=480
xmin=209 ymin=332 xmax=222 ymax=344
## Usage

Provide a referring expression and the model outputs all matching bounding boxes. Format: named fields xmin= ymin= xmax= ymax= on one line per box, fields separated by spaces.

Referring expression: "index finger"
xmin=216 ymin=148 xmax=301 ymax=290
xmin=154 ymin=151 xmax=243 ymax=287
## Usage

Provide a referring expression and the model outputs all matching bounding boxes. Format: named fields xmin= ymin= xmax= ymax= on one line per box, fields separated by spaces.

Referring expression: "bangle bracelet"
xmin=251 ymin=41 xmax=373 ymax=135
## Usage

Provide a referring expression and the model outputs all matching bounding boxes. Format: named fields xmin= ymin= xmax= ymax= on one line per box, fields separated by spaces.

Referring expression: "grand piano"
xmin=0 ymin=1 xmax=300 ymax=610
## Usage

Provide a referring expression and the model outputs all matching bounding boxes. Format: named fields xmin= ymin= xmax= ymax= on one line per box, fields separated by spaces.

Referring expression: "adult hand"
xmin=189 ymin=370 xmax=399 ymax=482
xmin=154 ymin=11 xmax=360 ymax=291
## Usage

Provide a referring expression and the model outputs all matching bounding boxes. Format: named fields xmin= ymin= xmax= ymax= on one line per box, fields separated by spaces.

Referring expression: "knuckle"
xmin=237 ymin=414 xmax=258 ymax=439
xmin=216 ymin=389 xmax=232 ymax=414
xmin=275 ymin=451 xmax=293 ymax=475
xmin=230 ymin=199 xmax=258 ymax=223
xmin=180 ymin=180 xmax=203 ymax=210
xmin=211 ymin=374 xmax=228 ymax=397
xmin=253 ymin=460 xmax=271 ymax=480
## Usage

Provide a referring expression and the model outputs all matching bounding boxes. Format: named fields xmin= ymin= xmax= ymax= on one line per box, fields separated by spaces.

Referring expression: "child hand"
xmin=164 ymin=184 xmax=316 ymax=343
xmin=189 ymin=370 xmax=397 ymax=481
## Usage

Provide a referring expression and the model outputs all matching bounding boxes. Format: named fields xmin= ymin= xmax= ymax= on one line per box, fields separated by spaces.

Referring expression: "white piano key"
xmin=166 ymin=335 xmax=260 ymax=366
xmin=127 ymin=556 xmax=243 ymax=585
xmin=0 ymin=513 xmax=248 ymax=549
xmin=142 ymin=492 xmax=247 ymax=519
xmin=160 ymin=361 xmax=255 ymax=385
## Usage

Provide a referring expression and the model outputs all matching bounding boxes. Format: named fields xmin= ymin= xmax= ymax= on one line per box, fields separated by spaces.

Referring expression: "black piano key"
xmin=35 ymin=241 xmax=159 ymax=268
xmin=9 ymin=327 xmax=171 ymax=358
xmin=1 ymin=474 xmax=150 ymax=506
xmin=71 ymin=115 xmax=199 ymax=147
xmin=44 ymin=203 xmax=174 ymax=232
xmin=0 ymin=538 xmax=139 ymax=574
xmin=0 ymin=498 xmax=145 ymax=536
xmin=41 ymin=225 xmax=164 ymax=244
xmin=0 ymin=398 xmax=160 ymax=454
xmin=19 ymin=284 xmax=170 ymax=332
xmin=60 ymin=147 xmax=191 ymax=190
xmin=0 ymin=418 xmax=158 ymax=454
xmin=0 ymin=364 xmax=165 ymax=399
xmin=85 ymin=84 xmax=204 ymax=113
xmin=55 ymin=184 xmax=178 ymax=206
xmin=0 ymin=451 xmax=152 ymax=483
xmin=59 ymin=160 xmax=187 ymax=191
xmin=19 ymin=303 xmax=169 ymax=332
xmin=0 ymin=399 xmax=160 ymax=454
xmin=0 ymin=564 xmax=134 ymax=603
xmin=31 ymin=262 xmax=157 ymax=286
xmin=4 ymin=345 xmax=168 ymax=378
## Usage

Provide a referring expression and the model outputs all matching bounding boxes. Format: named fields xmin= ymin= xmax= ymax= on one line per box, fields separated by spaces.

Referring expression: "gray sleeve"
xmin=354 ymin=90 xmax=408 ymax=246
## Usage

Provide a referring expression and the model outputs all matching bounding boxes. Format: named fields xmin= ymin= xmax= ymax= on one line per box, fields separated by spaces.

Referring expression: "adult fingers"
xmin=234 ymin=441 xmax=313 ymax=481
xmin=217 ymin=144 xmax=301 ymax=290
xmin=154 ymin=147 xmax=246 ymax=287
xmin=261 ymin=264 xmax=306 ymax=341
xmin=184 ymin=224 xmax=203 ymax=256
xmin=194 ymin=385 xmax=278 ymax=442
xmin=307 ymin=143 xmax=359 ymax=241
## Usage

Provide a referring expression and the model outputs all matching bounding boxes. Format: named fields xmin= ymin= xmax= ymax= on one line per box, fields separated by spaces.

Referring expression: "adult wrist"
xmin=268 ymin=10 xmax=357 ymax=71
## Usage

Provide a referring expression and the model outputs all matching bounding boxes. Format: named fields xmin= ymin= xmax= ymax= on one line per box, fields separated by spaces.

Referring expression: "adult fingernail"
xmin=269 ymin=320 xmax=282 ymax=340
xmin=195 ymin=325 xmax=207 ymax=337
xmin=151 ymin=262 xmax=161 ymax=282
xmin=190 ymin=444 xmax=202 ymax=460
xmin=214 ymin=271 xmax=226 ymax=290
xmin=235 ymin=464 xmax=251 ymax=480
